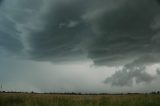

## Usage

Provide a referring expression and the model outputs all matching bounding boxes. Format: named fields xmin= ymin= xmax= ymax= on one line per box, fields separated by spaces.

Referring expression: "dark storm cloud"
xmin=0 ymin=0 xmax=43 ymax=55
xmin=3 ymin=0 xmax=160 ymax=65
xmin=86 ymin=0 xmax=160 ymax=66
xmin=28 ymin=0 xmax=94 ymax=61
xmin=0 ymin=33 xmax=23 ymax=53
xmin=0 ymin=17 xmax=23 ymax=54
xmin=157 ymin=0 xmax=160 ymax=4
xmin=84 ymin=0 xmax=160 ymax=86
xmin=0 ymin=0 xmax=3 ymax=4
xmin=1 ymin=0 xmax=160 ymax=87
xmin=12 ymin=0 xmax=160 ymax=86
xmin=27 ymin=0 xmax=125 ymax=61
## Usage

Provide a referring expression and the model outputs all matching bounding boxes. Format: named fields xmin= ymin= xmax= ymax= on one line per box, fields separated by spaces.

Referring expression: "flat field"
xmin=0 ymin=93 xmax=160 ymax=106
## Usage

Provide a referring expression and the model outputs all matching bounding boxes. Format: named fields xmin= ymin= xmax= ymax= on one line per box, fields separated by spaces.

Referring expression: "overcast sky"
xmin=0 ymin=0 xmax=160 ymax=93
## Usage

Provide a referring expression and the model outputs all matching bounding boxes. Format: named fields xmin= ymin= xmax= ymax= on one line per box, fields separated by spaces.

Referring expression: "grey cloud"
xmin=157 ymin=68 xmax=160 ymax=75
xmin=1 ymin=0 xmax=160 ymax=88
xmin=104 ymin=66 xmax=154 ymax=86
xmin=0 ymin=18 xmax=23 ymax=54
xmin=28 ymin=0 xmax=93 ymax=62
xmin=84 ymin=0 xmax=160 ymax=86
xmin=87 ymin=0 xmax=160 ymax=66
xmin=2 ymin=0 xmax=44 ymax=24
xmin=157 ymin=0 xmax=160 ymax=4
xmin=0 ymin=33 xmax=23 ymax=53
xmin=26 ymin=0 xmax=127 ymax=62
xmin=2 ymin=0 xmax=160 ymax=65
xmin=0 ymin=0 xmax=44 ymax=55
xmin=104 ymin=55 xmax=160 ymax=86
xmin=0 ymin=0 xmax=3 ymax=4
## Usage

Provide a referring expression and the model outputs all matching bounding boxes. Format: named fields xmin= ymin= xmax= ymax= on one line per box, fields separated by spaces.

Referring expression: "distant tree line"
xmin=151 ymin=91 xmax=160 ymax=94
xmin=1 ymin=90 xmax=160 ymax=95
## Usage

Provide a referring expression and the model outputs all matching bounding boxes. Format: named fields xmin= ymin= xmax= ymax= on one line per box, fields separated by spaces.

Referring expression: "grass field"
xmin=0 ymin=93 xmax=160 ymax=106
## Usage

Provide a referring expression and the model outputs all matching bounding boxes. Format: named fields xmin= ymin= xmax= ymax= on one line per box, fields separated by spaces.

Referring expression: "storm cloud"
xmin=27 ymin=0 xmax=160 ymax=66
xmin=0 ymin=0 xmax=160 ymax=88
xmin=28 ymin=0 xmax=92 ymax=62
xmin=105 ymin=66 xmax=154 ymax=86
xmin=104 ymin=55 xmax=160 ymax=86
xmin=86 ymin=0 xmax=160 ymax=66
xmin=0 ymin=11 xmax=23 ymax=54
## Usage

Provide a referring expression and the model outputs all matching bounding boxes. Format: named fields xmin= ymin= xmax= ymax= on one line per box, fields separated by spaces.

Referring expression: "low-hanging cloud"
xmin=104 ymin=55 xmax=160 ymax=86
xmin=105 ymin=66 xmax=154 ymax=86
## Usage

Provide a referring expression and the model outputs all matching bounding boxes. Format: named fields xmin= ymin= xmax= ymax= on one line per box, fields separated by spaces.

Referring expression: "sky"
xmin=0 ymin=0 xmax=160 ymax=93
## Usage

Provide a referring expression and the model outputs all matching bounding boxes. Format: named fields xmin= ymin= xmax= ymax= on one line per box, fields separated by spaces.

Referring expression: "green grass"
xmin=0 ymin=93 xmax=160 ymax=106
